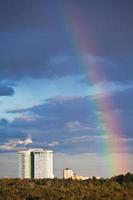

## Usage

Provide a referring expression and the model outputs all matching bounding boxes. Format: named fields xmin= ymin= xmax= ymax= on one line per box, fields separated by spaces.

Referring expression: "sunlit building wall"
xmin=18 ymin=149 xmax=54 ymax=179
xmin=33 ymin=150 xmax=54 ymax=179
xmin=18 ymin=151 xmax=31 ymax=178
xmin=63 ymin=168 xmax=74 ymax=179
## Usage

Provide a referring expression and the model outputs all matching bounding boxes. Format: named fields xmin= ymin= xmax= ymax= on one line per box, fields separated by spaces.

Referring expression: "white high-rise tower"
xmin=33 ymin=149 xmax=54 ymax=179
xmin=18 ymin=150 xmax=31 ymax=178
xmin=18 ymin=149 xmax=54 ymax=179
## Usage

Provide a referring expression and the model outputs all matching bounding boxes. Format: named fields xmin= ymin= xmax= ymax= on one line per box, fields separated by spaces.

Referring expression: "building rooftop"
xmin=18 ymin=148 xmax=53 ymax=154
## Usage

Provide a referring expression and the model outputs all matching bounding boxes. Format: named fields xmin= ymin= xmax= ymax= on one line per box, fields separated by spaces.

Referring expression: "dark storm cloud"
xmin=2 ymin=96 xmax=99 ymax=152
xmin=10 ymin=86 xmax=133 ymax=116
xmin=92 ymin=87 xmax=133 ymax=112
xmin=0 ymin=128 xmax=27 ymax=143
xmin=0 ymin=0 xmax=133 ymax=154
xmin=0 ymin=0 xmax=133 ymax=82
xmin=0 ymin=85 xmax=15 ymax=96
xmin=0 ymin=87 xmax=133 ymax=153
xmin=0 ymin=119 xmax=9 ymax=126
xmin=9 ymin=96 xmax=97 ymax=125
xmin=112 ymin=88 xmax=133 ymax=110
xmin=8 ymin=87 xmax=133 ymax=139
xmin=8 ymin=96 xmax=98 ymax=145
xmin=0 ymin=0 xmax=56 ymax=31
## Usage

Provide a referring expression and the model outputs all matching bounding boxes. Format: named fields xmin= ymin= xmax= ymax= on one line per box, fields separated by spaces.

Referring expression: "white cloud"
xmin=19 ymin=113 xmax=41 ymax=122
xmin=66 ymin=121 xmax=81 ymax=129
xmin=83 ymin=54 xmax=114 ymax=65
xmin=0 ymin=137 xmax=32 ymax=151
xmin=48 ymin=54 xmax=70 ymax=65
xmin=65 ymin=120 xmax=96 ymax=131
xmin=111 ymin=137 xmax=133 ymax=142
xmin=68 ymin=135 xmax=133 ymax=144
xmin=65 ymin=135 xmax=108 ymax=144
xmin=89 ymin=81 xmax=133 ymax=98
xmin=48 ymin=141 xmax=60 ymax=147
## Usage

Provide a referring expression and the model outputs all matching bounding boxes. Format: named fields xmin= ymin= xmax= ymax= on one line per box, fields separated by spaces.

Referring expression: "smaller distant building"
xmin=63 ymin=168 xmax=74 ymax=179
xmin=89 ymin=176 xmax=101 ymax=180
xmin=73 ymin=174 xmax=90 ymax=180
xmin=63 ymin=168 xmax=91 ymax=180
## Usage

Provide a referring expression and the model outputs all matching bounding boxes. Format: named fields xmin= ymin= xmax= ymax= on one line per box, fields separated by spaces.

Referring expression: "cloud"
xmin=47 ymin=135 xmax=133 ymax=155
xmin=0 ymin=85 xmax=15 ymax=96
xmin=65 ymin=120 xmax=96 ymax=131
xmin=65 ymin=120 xmax=81 ymax=129
xmin=8 ymin=96 xmax=97 ymax=132
xmin=68 ymin=135 xmax=109 ymax=143
xmin=0 ymin=119 xmax=9 ymax=126
xmin=66 ymin=135 xmax=133 ymax=147
xmin=87 ymin=81 xmax=133 ymax=98
xmin=0 ymin=90 xmax=133 ymax=154
xmin=48 ymin=141 xmax=60 ymax=147
xmin=0 ymin=43 xmax=133 ymax=84
xmin=0 ymin=0 xmax=133 ymax=84
xmin=9 ymin=84 xmax=133 ymax=123
xmin=0 ymin=52 xmax=81 ymax=81
xmin=0 ymin=137 xmax=32 ymax=151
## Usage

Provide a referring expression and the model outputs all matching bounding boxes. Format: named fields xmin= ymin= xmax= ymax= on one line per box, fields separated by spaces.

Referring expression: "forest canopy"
xmin=0 ymin=173 xmax=133 ymax=200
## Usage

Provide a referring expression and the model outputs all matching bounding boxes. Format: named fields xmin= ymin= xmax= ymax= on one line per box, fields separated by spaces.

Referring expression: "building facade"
xmin=63 ymin=168 xmax=74 ymax=179
xmin=33 ymin=150 xmax=54 ymax=179
xmin=18 ymin=150 xmax=31 ymax=178
xmin=18 ymin=149 xmax=54 ymax=179
xmin=63 ymin=168 xmax=90 ymax=180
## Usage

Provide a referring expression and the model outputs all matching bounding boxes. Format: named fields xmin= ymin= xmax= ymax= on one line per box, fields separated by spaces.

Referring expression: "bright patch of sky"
xmin=1 ymin=75 xmax=132 ymax=121
xmin=0 ymin=75 xmax=87 ymax=120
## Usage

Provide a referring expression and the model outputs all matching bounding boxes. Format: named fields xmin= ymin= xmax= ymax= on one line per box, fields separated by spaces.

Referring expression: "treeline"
xmin=0 ymin=172 xmax=133 ymax=200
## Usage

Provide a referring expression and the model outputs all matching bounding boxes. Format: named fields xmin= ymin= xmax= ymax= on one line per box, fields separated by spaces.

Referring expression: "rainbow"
xmin=60 ymin=3 xmax=128 ymax=175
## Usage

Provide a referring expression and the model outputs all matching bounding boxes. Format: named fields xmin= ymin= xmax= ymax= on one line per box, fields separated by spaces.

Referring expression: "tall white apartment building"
xmin=18 ymin=150 xmax=31 ymax=178
xmin=18 ymin=149 xmax=54 ymax=179
xmin=33 ymin=150 xmax=54 ymax=179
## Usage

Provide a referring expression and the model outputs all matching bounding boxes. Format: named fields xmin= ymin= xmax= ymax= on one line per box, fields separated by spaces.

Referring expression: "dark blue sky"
xmin=0 ymin=0 xmax=133 ymax=176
